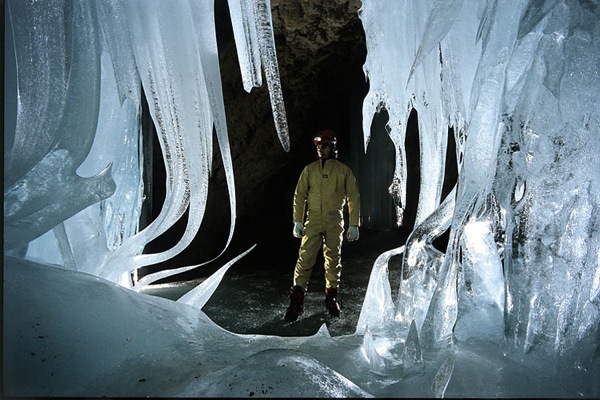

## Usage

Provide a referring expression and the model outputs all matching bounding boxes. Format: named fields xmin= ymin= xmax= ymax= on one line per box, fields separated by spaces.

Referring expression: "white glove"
xmin=346 ymin=225 xmax=359 ymax=241
xmin=293 ymin=222 xmax=305 ymax=238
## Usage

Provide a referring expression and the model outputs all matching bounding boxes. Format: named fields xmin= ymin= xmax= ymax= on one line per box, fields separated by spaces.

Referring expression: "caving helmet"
xmin=313 ymin=130 xmax=338 ymax=158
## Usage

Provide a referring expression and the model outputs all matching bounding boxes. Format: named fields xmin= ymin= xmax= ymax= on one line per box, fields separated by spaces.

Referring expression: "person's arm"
xmin=345 ymin=168 xmax=360 ymax=227
xmin=292 ymin=167 xmax=310 ymax=235
xmin=345 ymin=167 xmax=360 ymax=241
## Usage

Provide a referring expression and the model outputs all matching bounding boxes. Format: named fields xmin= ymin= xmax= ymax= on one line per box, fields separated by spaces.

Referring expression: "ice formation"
xmin=4 ymin=0 xmax=599 ymax=397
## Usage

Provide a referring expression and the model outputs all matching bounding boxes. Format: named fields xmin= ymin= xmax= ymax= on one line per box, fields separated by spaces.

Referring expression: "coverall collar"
xmin=320 ymin=157 xmax=333 ymax=169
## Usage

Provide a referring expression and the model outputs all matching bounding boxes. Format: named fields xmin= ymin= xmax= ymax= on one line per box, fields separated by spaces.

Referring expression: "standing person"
xmin=285 ymin=130 xmax=360 ymax=323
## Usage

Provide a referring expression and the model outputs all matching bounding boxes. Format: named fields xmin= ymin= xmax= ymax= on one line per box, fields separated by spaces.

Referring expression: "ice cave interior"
xmin=4 ymin=0 xmax=600 ymax=397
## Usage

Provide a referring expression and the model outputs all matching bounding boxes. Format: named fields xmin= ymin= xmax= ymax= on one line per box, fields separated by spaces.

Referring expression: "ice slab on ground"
xmin=5 ymin=256 xmax=598 ymax=397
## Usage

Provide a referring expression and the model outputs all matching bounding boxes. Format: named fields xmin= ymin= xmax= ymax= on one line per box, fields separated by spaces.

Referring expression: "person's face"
xmin=316 ymin=143 xmax=331 ymax=159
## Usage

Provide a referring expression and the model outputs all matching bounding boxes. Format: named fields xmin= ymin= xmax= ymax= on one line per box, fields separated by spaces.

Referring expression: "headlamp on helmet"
xmin=313 ymin=130 xmax=337 ymax=147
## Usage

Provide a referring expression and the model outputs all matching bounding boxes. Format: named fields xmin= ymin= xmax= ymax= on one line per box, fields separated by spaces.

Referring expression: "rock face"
xmin=144 ymin=1 xmax=374 ymax=273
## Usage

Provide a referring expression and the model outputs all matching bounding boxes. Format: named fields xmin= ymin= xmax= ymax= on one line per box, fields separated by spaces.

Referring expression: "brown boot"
xmin=325 ymin=287 xmax=340 ymax=317
xmin=285 ymin=286 xmax=305 ymax=323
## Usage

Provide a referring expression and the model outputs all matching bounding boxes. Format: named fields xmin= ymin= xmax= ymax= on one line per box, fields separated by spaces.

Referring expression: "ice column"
xmin=360 ymin=0 xmax=600 ymax=356
xmin=497 ymin=0 xmax=600 ymax=354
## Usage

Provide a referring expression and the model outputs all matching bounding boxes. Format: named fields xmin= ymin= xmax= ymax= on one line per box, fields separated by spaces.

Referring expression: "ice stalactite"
xmin=359 ymin=1 xmax=413 ymax=225
xmin=227 ymin=0 xmax=263 ymax=91
xmin=96 ymin=0 xmax=212 ymax=284
xmin=228 ymin=0 xmax=290 ymax=151
xmin=131 ymin=0 xmax=243 ymax=289
xmin=359 ymin=0 xmax=455 ymax=228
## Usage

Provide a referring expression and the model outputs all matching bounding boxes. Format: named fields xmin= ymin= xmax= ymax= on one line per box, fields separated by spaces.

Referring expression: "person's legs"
xmin=284 ymin=285 xmax=305 ymax=323
xmin=286 ymin=219 xmax=323 ymax=323
xmin=323 ymin=220 xmax=344 ymax=289
xmin=293 ymin=220 xmax=323 ymax=290
xmin=322 ymin=220 xmax=344 ymax=317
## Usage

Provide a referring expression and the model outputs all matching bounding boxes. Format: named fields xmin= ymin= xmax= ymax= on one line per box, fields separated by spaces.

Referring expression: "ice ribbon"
xmin=177 ymin=245 xmax=256 ymax=310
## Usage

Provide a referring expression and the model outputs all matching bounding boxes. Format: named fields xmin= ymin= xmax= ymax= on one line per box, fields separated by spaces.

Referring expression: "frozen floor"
xmin=6 ymin=229 xmax=598 ymax=397
xmin=141 ymin=228 xmax=406 ymax=337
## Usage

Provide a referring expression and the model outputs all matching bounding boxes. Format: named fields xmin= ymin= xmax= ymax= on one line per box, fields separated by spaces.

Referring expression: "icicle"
xmin=227 ymin=0 xmax=262 ymax=91
xmin=254 ymin=0 xmax=290 ymax=152
xmin=359 ymin=0 xmax=416 ymax=224
xmin=227 ymin=0 xmax=289 ymax=151
xmin=190 ymin=0 xmax=237 ymax=266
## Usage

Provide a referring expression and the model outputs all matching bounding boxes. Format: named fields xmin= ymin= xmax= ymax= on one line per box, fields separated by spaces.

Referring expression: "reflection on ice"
xmin=3 ymin=0 xmax=600 ymax=397
xmin=183 ymin=349 xmax=374 ymax=398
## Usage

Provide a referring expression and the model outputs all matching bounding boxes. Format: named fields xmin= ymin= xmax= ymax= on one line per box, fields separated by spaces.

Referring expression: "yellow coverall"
xmin=292 ymin=158 xmax=360 ymax=290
